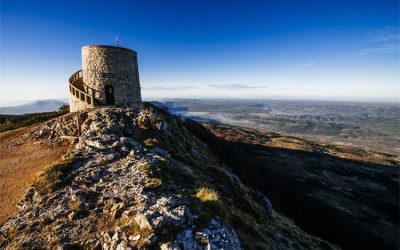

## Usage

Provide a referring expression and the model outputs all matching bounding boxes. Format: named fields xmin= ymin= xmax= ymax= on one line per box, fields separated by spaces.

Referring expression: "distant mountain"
xmin=0 ymin=100 xmax=68 ymax=115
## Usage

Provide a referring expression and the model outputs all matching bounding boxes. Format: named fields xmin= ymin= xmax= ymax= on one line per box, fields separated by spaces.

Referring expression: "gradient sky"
xmin=1 ymin=0 xmax=399 ymax=105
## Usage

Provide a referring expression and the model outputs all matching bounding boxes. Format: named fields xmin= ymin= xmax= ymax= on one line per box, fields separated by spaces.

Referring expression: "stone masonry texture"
xmin=69 ymin=45 xmax=142 ymax=112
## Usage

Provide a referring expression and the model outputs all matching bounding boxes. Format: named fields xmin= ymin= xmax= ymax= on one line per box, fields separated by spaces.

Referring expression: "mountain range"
xmin=0 ymin=100 xmax=68 ymax=115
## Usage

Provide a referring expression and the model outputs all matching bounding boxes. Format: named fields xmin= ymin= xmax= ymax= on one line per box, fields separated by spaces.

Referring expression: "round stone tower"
xmin=68 ymin=45 xmax=142 ymax=112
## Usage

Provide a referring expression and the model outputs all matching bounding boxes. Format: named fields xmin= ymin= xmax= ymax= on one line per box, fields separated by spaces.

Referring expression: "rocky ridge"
xmin=1 ymin=105 xmax=339 ymax=249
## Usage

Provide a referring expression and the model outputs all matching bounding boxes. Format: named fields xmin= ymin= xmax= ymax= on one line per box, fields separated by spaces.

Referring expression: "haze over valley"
xmin=161 ymin=99 xmax=400 ymax=155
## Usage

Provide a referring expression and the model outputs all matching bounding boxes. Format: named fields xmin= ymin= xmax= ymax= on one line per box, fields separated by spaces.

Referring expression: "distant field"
xmin=159 ymin=99 xmax=400 ymax=155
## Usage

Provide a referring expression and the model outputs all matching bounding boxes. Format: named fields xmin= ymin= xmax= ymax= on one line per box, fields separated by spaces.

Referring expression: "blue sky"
xmin=0 ymin=0 xmax=399 ymax=105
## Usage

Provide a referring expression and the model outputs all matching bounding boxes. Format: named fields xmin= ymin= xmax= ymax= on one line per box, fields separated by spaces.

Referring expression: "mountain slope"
xmin=184 ymin=122 xmax=399 ymax=250
xmin=0 ymin=104 xmax=338 ymax=249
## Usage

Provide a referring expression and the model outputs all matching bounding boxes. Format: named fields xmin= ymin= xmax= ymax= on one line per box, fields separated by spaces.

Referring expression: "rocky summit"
xmin=0 ymin=104 xmax=339 ymax=249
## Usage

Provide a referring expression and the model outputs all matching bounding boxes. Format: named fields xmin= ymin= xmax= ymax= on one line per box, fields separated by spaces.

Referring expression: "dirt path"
xmin=0 ymin=127 xmax=69 ymax=225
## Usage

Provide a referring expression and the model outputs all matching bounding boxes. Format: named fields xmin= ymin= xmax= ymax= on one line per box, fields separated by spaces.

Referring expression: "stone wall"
xmin=82 ymin=45 xmax=142 ymax=109
xmin=69 ymin=94 xmax=94 ymax=112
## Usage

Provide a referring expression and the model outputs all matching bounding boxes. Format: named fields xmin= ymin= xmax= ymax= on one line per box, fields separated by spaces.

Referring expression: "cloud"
xmin=208 ymin=83 xmax=270 ymax=89
xmin=144 ymin=84 xmax=270 ymax=91
xmin=365 ymin=26 xmax=400 ymax=42
xmin=355 ymin=43 xmax=400 ymax=55
xmin=356 ymin=26 xmax=400 ymax=55
xmin=298 ymin=61 xmax=315 ymax=67
xmin=143 ymin=86 xmax=197 ymax=90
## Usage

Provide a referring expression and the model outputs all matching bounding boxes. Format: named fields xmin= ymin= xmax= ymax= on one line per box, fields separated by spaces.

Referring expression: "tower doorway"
xmin=105 ymin=85 xmax=115 ymax=105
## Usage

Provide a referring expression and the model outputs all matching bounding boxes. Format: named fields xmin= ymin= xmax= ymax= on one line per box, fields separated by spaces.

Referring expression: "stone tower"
xmin=68 ymin=45 xmax=142 ymax=112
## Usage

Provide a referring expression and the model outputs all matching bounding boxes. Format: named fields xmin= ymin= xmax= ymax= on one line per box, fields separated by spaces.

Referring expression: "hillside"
xmin=0 ymin=125 xmax=70 ymax=225
xmin=184 ymin=122 xmax=399 ymax=250
xmin=0 ymin=104 xmax=339 ymax=249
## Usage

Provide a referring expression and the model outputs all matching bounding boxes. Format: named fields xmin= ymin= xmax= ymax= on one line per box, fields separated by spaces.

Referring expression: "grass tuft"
xmin=117 ymin=216 xmax=141 ymax=236
xmin=143 ymin=138 xmax=159 ymax=147
xmin=137 ymin=162 xmax=152 ymax=173
xmin=33 ymin=159 xmax=72 ymax=196
xmin=69 ymin=198 xmax=82 ymax=212
xmin=194 ymin=187 xmax=219 ymax=202
xmin=144 ymin=178 xmax=162 ymax=189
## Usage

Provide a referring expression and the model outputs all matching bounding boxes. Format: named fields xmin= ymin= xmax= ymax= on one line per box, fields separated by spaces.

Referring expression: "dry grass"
xmin=33 ymin=160 xmax=72 ymax=196
xmin=117 ymin=216 xmax=141 ymax=236
xmin=0 ymin=127 xmax=69 ymax=224
xmin=0 ymin=126 xmax=27 ymax=138
xmin=69 ymin=198 xmax=82 ymax=212
xmin=137 ymin=161 xmax=152 ymax=173
xmin=194 ymin=187 xmax=219 ymax=202
xmin=116 ymin=215 xmax=154 ymax=249
xmin=144 ymin=178 xmax=162 ymax=189
xmin=143 ymin=138 xmax=159 ymax=147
